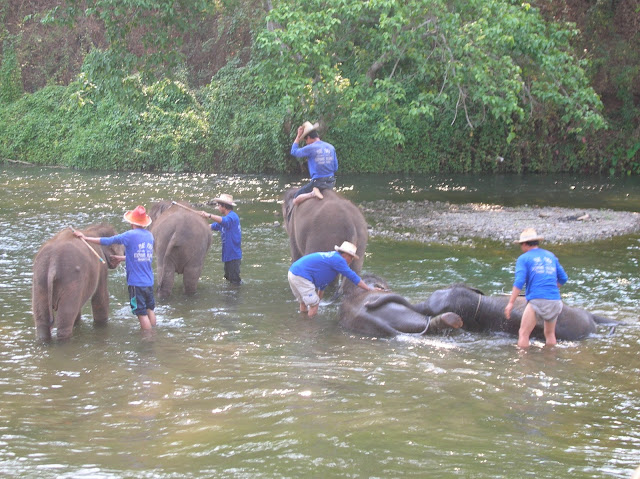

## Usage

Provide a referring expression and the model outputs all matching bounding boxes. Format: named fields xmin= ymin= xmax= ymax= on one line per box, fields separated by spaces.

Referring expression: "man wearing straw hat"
xmin=290 ymin=121 xmax=338 ymax=206
xmin=74 ymin=205 xmax=156 ymax=332
xmin=199 ymin=193 xmax=242 ymax=285
xmin=504 ymin=228 xmax=568 ymax=348
xmin=288 ymin=241 xmax=374 ymax=317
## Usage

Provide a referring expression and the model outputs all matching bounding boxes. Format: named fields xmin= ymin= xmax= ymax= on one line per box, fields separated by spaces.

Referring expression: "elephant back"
xmin=149 ymin=201 xmax=212 ymax=266
xmin=283 ymin=188 xmax=368 ymax=272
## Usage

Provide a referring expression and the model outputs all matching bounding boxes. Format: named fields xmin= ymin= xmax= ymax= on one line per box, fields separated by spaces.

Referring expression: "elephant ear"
xmin=450 ymin=283 xmax=485 ymax=295
xmin=281 ymin=189 xmax=297 ymax=229
xmin=149 ymin=201 xmax=172 ymax=221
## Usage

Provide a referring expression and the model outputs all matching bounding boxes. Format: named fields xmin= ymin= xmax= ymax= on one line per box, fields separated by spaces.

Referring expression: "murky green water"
xmin=1 ymin=166 xmax=639 ymax=478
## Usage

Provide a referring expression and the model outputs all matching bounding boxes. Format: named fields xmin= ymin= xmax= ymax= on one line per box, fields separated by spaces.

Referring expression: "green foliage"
xmin=0 ymin=38 xmax=23 ymax=104
xmin=34 ymin=0 xmax=215 ymax=90
xmin=254 ymin=0 xmax=606 ymax=156
xmin=0 ymin=59 xmax=210 ymax=171
xmin=199 ymin=61 xmax=291 ymax=172
xmin=1 ymin=0 xmax=635 ymax=174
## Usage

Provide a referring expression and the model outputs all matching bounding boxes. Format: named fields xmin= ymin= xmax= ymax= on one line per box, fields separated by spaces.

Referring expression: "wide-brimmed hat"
xmin=123 ymin=205 xmax=152 ymax=227
xmin=516 ymin=228 xmax=544 ymax=243
xmin=335 ymin=241 xmax=359 ymax=259
xmin=300 ymin=121 xmax=319 ymax=138
xmin=213 ymin=193 xmax=237 ymax=207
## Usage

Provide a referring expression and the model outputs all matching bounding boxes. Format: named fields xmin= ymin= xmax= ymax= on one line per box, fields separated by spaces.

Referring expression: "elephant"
xmin=282 ymin=188 xmax=368 ymax=273
xmin=414 ymin=284 xmax=618 ymax=341
xmin=149 ymin=200 xmax=212 ymax=299
xmin=339 ymin=273 xmax=463 ymax=337
xmin=31 ymin=223 xmax=124 ymax=341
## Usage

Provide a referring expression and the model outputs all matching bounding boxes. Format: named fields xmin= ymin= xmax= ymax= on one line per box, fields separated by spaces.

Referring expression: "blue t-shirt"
xmin=289 ymin=251 xmax=361 ymax=291
xmin=211 ymin=210 xmax=242 ymax=262
xmin=514 ymin=247 xmax=568 ymax=301
xmin=290 ymin=140 xmax=338 ymax=179
xmin=100 ymin=228 xmax=154 ymax=287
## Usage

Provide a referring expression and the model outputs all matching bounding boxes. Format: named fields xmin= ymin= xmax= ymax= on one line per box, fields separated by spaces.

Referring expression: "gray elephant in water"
xmin=282 ymin=188 xmax=368 ymax=273
xmin=339 ymin=273 xmax=463 ymax=337
xmin=149 ymin=200 xmax=212 ymax=299
xmin=414 ymin=284 xmax=617 ymax=341
xmin=32 ymin=224 xmax=124 ymax=341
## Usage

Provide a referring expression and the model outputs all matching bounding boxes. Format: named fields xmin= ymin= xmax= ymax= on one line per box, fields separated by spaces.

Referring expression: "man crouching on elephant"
xmin=75 ymin=206 xmax=157 ymax=332
xmin=290 ymin=121 xmax=338 ymax=206
xmin=288 ymin=241 xmax=375 ymax=317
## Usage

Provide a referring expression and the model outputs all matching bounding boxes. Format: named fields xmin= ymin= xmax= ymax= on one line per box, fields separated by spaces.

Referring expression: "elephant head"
xmin=84 ymin=223 xmax=125 ymax=269
xmin=339 ymin=273 xmax=463 ymax=337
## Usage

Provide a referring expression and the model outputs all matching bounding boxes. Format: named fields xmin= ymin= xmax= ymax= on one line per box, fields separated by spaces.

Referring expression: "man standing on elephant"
xmin=74 ymin=205 xmax=157 ymax=332
xmin=504 ymin=228 xmax=568 ymax=349
xmin=288 ymin=241 xmax=374 ymax=317
xmin=290 ymin=121 xmax=338 ymax=206
xmin=199 ymin=194 xmax=242 ymax=285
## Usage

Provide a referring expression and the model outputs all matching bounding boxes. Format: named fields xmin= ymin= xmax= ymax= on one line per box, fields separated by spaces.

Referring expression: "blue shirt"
xmin=513 ymin=247 xmax=568 ymax=301
xmin=100 ymin=228 xmax=154 ymax=287
xmin=290 ymin=140 xmax=338 ymax=179
xmin=289 ymin=251 xmax=361 ymax=291
xmin=211 ymin=210 xmax=242 ymax=262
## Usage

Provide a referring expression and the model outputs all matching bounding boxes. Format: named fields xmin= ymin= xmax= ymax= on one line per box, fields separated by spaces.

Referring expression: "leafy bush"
xmin=0 ymin=38 xmax=23 ymax=104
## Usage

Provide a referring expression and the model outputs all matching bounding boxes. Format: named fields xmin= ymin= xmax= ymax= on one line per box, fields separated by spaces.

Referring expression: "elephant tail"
xmin=47 ymin=268 xmax=56 ymax=325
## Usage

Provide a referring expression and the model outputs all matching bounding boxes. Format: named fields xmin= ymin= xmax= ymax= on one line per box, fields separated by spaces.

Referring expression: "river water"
xmin=0 ymin=166 xmax=638 ymax=478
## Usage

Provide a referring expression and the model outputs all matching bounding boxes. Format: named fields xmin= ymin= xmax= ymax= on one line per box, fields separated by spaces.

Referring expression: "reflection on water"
xmin=0 ymin=167 xmax=639 ymax=478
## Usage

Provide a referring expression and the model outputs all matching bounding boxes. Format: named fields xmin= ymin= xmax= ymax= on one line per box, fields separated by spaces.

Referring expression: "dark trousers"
xmin=294 ymin=176 xmax=336 ymax=197
xmin=224 ymin=259 xmax=242 ymax=284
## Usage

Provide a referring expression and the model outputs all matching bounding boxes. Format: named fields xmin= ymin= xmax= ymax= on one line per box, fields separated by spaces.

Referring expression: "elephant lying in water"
xmin=32 ymin=224 xmax=124 ymax=340
xmin=149 ymin=200 xmax=212 ymax=299
xmin=282 ymin=188 xmax=368 ymax=273
xmin=414 ymin=284 xmax=617 ymax=341
xmin=339 ymin=273 xmax=463 ymax=337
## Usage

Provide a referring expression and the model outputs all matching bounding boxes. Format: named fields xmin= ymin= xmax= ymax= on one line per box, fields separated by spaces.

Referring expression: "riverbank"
xmin=361 ymin=200 xmax=640 ymax=245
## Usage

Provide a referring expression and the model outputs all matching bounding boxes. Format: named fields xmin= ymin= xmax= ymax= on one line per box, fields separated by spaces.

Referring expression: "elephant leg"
xmin=91 ymin=283 xmax=110 ymax=325
xmin=366 ymin=294 xmax=416 ymax=311
xmin=426 ymin=312 xmax=463 ymax=334
xmin=55 ymin=301 xmax=82 ymax=340
xmin=33 ymin=301 xmax=53 ymax=341
xmin=32 ymin=281 xmax=53 ymax=341
xmin=182 ymin=264 xmax=203 ymax=296
xmin=411 ymin=300 xmax=436 ymax=316
xmin=35 ymin=320 xmax=52 ymax=341
xmin=351 ymin=311 xmax=404 ymax=337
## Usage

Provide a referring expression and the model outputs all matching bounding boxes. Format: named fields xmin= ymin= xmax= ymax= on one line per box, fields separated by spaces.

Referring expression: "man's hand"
xmin=111 ymin=255 xmax=126 ymax=266
xmin=504 ymin=303 xmax=513 ymax=319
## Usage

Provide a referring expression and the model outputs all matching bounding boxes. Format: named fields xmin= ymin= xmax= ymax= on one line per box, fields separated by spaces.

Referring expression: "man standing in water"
xmin=504 ymin=228 xmax=568 ymax=348
xmin=290 ymin=121 xmax=338 ymax=206
xmin=200 ymin=193 xmax=242 ymax=285
xmin=74 ymin=205 xmax=156 ymax=332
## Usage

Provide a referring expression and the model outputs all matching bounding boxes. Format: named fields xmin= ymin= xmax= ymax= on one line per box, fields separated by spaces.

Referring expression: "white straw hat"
xmin=212 ymin=193 xmax=237 ymax=207
xmin=334 ymin=241 xmax=359 ymax=259
xmin=300 ymin=121 xmax=319 ymax=138
xmin=516 ymin=228 xmax=544 ymax=243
